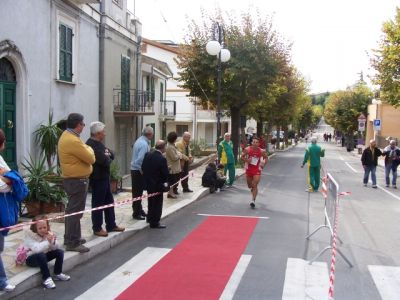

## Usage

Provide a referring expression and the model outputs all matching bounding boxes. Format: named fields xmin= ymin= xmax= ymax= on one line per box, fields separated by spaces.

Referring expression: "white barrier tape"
xmin=0 ymin=171 xmax=195 ymax=232
xmin=321 ymin=177 xmax=328 ymax=199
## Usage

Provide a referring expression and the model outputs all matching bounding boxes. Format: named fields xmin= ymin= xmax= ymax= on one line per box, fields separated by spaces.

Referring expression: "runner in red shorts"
xmin=241 ymin=137 xmax=268 ymax=208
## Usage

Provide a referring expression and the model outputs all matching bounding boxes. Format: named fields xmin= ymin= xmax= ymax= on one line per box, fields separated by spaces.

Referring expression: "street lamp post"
xmin=206 ymin=22 xmax=231 ymax=148
xmin=372 ymin=98 xmax=382 ymax=141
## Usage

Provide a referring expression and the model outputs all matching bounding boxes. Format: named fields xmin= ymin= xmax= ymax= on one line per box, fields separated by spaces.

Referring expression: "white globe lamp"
xmin=220 ymin=48 xmax=231 ymax=62
xmin=206 ymin=40 xmax=221 ymax=56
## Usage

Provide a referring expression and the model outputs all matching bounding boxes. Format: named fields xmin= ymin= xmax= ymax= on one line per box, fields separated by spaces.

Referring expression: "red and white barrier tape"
xmin=0 ymin=171 xmax=195 ymax=232
xmin=328 ymin=191 xmax=351 ymax=300
xmin=321 ymin=176 xmax=328 ymax=199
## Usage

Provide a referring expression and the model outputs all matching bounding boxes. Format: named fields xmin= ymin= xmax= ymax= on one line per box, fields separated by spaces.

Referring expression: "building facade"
xmin=141 ymin=39 xmax=231 ymax=147
xmin=0 ymin=0 xmax=100 ymax=169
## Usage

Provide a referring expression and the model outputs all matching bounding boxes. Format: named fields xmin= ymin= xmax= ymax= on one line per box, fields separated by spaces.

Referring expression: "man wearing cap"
xmin=58 ymin=113 xmax=95 ymax=253
xmin=301 ymin=137 xmax=325 ymax=192
xmin=382 ymin=139 xmax=400 ymax=188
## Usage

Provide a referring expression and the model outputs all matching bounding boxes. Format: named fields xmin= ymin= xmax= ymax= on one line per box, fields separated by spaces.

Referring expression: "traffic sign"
xmin=373 ymin=119 xmax=381 ymax=131
xmin=358 ymin=114 xmax=366 ymax=122
xmin=358 ymin=121 xmax=365 ymax=132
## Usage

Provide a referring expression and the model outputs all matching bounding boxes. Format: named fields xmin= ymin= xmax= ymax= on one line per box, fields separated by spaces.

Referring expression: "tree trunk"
xmin=230 ymin=106 xmax=241 ymax=162
xmin=257 ymin=119 xmax=263 ymax=136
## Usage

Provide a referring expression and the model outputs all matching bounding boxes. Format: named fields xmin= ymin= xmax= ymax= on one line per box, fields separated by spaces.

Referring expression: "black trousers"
xmin=90 ymin=178 xmax=117 ymax=232
xmin=168 ymin=173 xmax=181 ymax=193
xmin=26 ymin=249 xmax=64 ymax=280
xmin=180 ymin=162 xmax=189 ymax=189
xmin=131 ymin=170 xmax=145 ymax=217
xmin=146 ymin=191 xmax=163 ymax=226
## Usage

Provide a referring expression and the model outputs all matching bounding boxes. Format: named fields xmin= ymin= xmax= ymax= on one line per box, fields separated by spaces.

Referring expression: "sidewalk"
xmin=1 ymin=162 xmax=244 ymax=299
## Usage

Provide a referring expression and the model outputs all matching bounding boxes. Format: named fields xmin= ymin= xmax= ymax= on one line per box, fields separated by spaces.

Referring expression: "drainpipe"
xmin=135 ymin=36 xmax=142 ymax=138
xmin=99 ymin=0 xmax=106 ymax=122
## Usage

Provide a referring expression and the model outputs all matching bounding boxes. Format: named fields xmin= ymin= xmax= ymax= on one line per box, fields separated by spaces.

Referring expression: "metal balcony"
xmin=160 ymin=100 xmax=176 ymax=119
xmin=113 ymin=89 xmax=155 ymax=117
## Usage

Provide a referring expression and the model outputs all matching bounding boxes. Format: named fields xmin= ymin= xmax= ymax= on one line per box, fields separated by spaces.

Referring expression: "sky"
xmin=128 ymin=0 xmax=399 ymax=94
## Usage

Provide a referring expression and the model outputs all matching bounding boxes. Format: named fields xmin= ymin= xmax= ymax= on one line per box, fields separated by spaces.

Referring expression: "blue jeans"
xmin=26 ymin=249 xmax=64 ymax=280
xmin=385 ymin=164 xmax=398 ymax=186
xmin=363 ymin=165 xmax=377 ymax=185
xmin=0 ymin=234 xmax=9 ymax=289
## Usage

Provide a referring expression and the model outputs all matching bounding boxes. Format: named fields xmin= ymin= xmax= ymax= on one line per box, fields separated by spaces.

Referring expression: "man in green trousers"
xmin=218 ymin=133 xmax=235 ymax=187
xmin=301 ymin=137 xmax=325 ymax=192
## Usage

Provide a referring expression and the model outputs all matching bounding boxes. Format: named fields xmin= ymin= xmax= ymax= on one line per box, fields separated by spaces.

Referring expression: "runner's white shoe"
xmin=250 ymin=200 xmax=255 ymax=209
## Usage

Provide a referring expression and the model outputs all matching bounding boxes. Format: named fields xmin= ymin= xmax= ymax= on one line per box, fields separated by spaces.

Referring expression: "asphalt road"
xmin=16 ymin=129 xmax=400 ymax=299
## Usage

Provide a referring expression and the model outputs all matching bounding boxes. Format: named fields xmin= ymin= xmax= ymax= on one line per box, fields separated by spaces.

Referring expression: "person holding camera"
xmin=142 ymin=140 xmax=169 ymax=229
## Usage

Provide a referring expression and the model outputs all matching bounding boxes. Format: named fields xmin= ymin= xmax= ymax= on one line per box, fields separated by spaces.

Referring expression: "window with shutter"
xmin=121 ymin=55 xmax=130 ymax=111
xmin=59 ymin=23 xmax=73 ymax=82
xmin=160 ymin=82 xmax=164 ymax=102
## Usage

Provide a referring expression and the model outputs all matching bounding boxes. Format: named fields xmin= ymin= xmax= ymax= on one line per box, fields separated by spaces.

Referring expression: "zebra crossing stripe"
xmin=75 ymin=247 xmax=171 ymax=300
xmin=368 ymin=265 xmax=400 ymax=300
xmin=282 ymin=258 xmax=329 ymax=300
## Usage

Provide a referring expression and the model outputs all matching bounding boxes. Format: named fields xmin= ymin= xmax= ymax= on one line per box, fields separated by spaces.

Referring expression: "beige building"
xmin=366 ymin=102 xmax=400 ymax=148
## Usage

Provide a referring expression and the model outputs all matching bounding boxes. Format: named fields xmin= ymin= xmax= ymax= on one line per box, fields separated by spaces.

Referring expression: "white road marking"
xmin=345 ymin=162 xmax=359 ymax=173
xmin=339 ymin=155 xmax=344 ymax=161
xmin=220 ymin=255 xmax=252 ymax=300
xmin=75 ymin=247 xmax=171 ymax=300
xmin=368 ymin=265 xmax=400 ymax=300
xmin=197 ymin=213 xmax=269 ymax=219
xmin=377 ymin=185 xmax=400 ymax=201
xmin=282 ymin=258 xmax=329 ymax=300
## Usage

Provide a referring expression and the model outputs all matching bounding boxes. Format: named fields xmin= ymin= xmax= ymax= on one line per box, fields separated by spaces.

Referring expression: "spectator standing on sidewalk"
xmin=58 ymin=113 xmax=95 ymax=253
xmin=130 ymin=126 xmax=154 ymax=220
xmin=361 ymin=139 xmax=382 ymax=188
xmin=166 ymin=132 xmax=186 ymax=198
xmin=218 ymin=133 xmax=236 ymax=187
xmin=176 ymin=132 xmax=193 ymax=193
xmin=301 ymin=137 xmax=325 ymax=192
xmin=382 ymin=139 xmax=400 ymax=188
xmin=86 ymin=122 xmax=125 ymax=237
xmin=0 ymin=129 xmax=15 ymax=292
xmin=24 ymin=216 xmax=70 ymax=289
xmin=142 ymin=140 xmax=169 ymax=229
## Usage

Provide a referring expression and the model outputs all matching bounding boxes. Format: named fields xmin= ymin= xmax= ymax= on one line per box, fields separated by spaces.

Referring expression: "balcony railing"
xmin=113 ymin=89 xmax=155 ymax=116
xmin=160 ymin=100 xmax=176 ymax=118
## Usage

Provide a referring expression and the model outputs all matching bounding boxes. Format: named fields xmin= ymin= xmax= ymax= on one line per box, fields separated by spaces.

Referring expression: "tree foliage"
xmin=176 ymin=11 xmax=291 ymax=157
xmin=324 ymin=83 xmax=372 ymax=135
xmin=371 ymin=7 xmax=400 ymax=107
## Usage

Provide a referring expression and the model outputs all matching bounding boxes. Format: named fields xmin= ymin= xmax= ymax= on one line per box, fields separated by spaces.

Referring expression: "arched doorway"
xmin=0 ymin=57 xmax=17 ymax=169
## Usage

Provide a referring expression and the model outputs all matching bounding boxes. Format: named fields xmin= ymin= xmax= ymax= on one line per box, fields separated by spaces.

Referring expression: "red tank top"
xmin=246 ymin=146 xmax=262 ymax=172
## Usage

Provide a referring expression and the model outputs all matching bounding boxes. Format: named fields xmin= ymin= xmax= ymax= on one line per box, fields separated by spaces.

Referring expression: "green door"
xmin=146 ymin=123 xmax=155 ymax=147
xmin=121 ymin=55 xmax=130 ymax=111
xmin=0 ymin=81 xmax=17 ymax=169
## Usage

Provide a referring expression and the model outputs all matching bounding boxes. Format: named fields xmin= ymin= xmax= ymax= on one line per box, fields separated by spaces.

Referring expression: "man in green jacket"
xmin=218 ymin=133 xmax=235 ymax=186
xmin=301 ymin=137 xmax=325 ymax=192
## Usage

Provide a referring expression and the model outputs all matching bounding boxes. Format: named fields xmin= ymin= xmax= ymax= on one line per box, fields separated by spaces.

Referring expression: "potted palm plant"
xmin=110 ymin=160 xmax=122 ymax=194
xmin=22 ymin=155 xmax=67 ymax=216
xmin=34 ymin=111 xmax=63 ymax=170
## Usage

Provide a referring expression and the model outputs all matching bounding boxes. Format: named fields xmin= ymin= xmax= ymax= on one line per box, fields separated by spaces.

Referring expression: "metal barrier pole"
xmin=307 ymin=173 xmax=352 ymax=267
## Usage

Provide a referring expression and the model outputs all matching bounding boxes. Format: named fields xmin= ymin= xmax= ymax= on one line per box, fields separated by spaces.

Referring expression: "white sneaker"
xmin=55 ymin=273 xmax=70 ymax=281
xmin=216 ymin=188 xmax=220 ymax=193
xmin=3 ymin=284 xmax=15 ymax=292
xmin=43 ymin=277 xmax=56 ymax=289
xmin=250 ymin=200 xmax=255 ymax=209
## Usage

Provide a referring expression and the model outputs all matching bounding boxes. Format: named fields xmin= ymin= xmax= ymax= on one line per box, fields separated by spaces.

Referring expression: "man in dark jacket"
xmin=142 ymin=140 xmax=169 ymax=229
xmin=86 ymin=122 xmax=125 ymax=237
xmin=361 ymin=139 xmax=382 ymax=188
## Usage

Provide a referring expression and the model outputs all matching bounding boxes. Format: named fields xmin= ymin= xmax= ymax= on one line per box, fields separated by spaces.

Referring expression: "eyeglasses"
xmin=80 ymin=122 xmax=85 ymax=127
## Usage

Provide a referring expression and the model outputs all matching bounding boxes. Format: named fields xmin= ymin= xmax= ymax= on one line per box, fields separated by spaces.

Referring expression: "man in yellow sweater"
xmin=58 ymin=113 xmax=95 ymax=253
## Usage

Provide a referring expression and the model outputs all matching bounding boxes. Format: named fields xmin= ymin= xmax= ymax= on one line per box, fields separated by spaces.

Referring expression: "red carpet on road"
xmin=116 ymin=216 xmax=258 ymax=300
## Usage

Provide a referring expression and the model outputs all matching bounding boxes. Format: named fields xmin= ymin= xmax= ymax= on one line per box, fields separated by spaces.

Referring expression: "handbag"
xmin=15 ymin=245 xmax=29 ymax=265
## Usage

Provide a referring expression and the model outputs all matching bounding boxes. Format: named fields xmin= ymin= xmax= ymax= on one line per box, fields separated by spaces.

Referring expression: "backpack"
xmin=15 ymin=245 xmax=29 ymax=265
